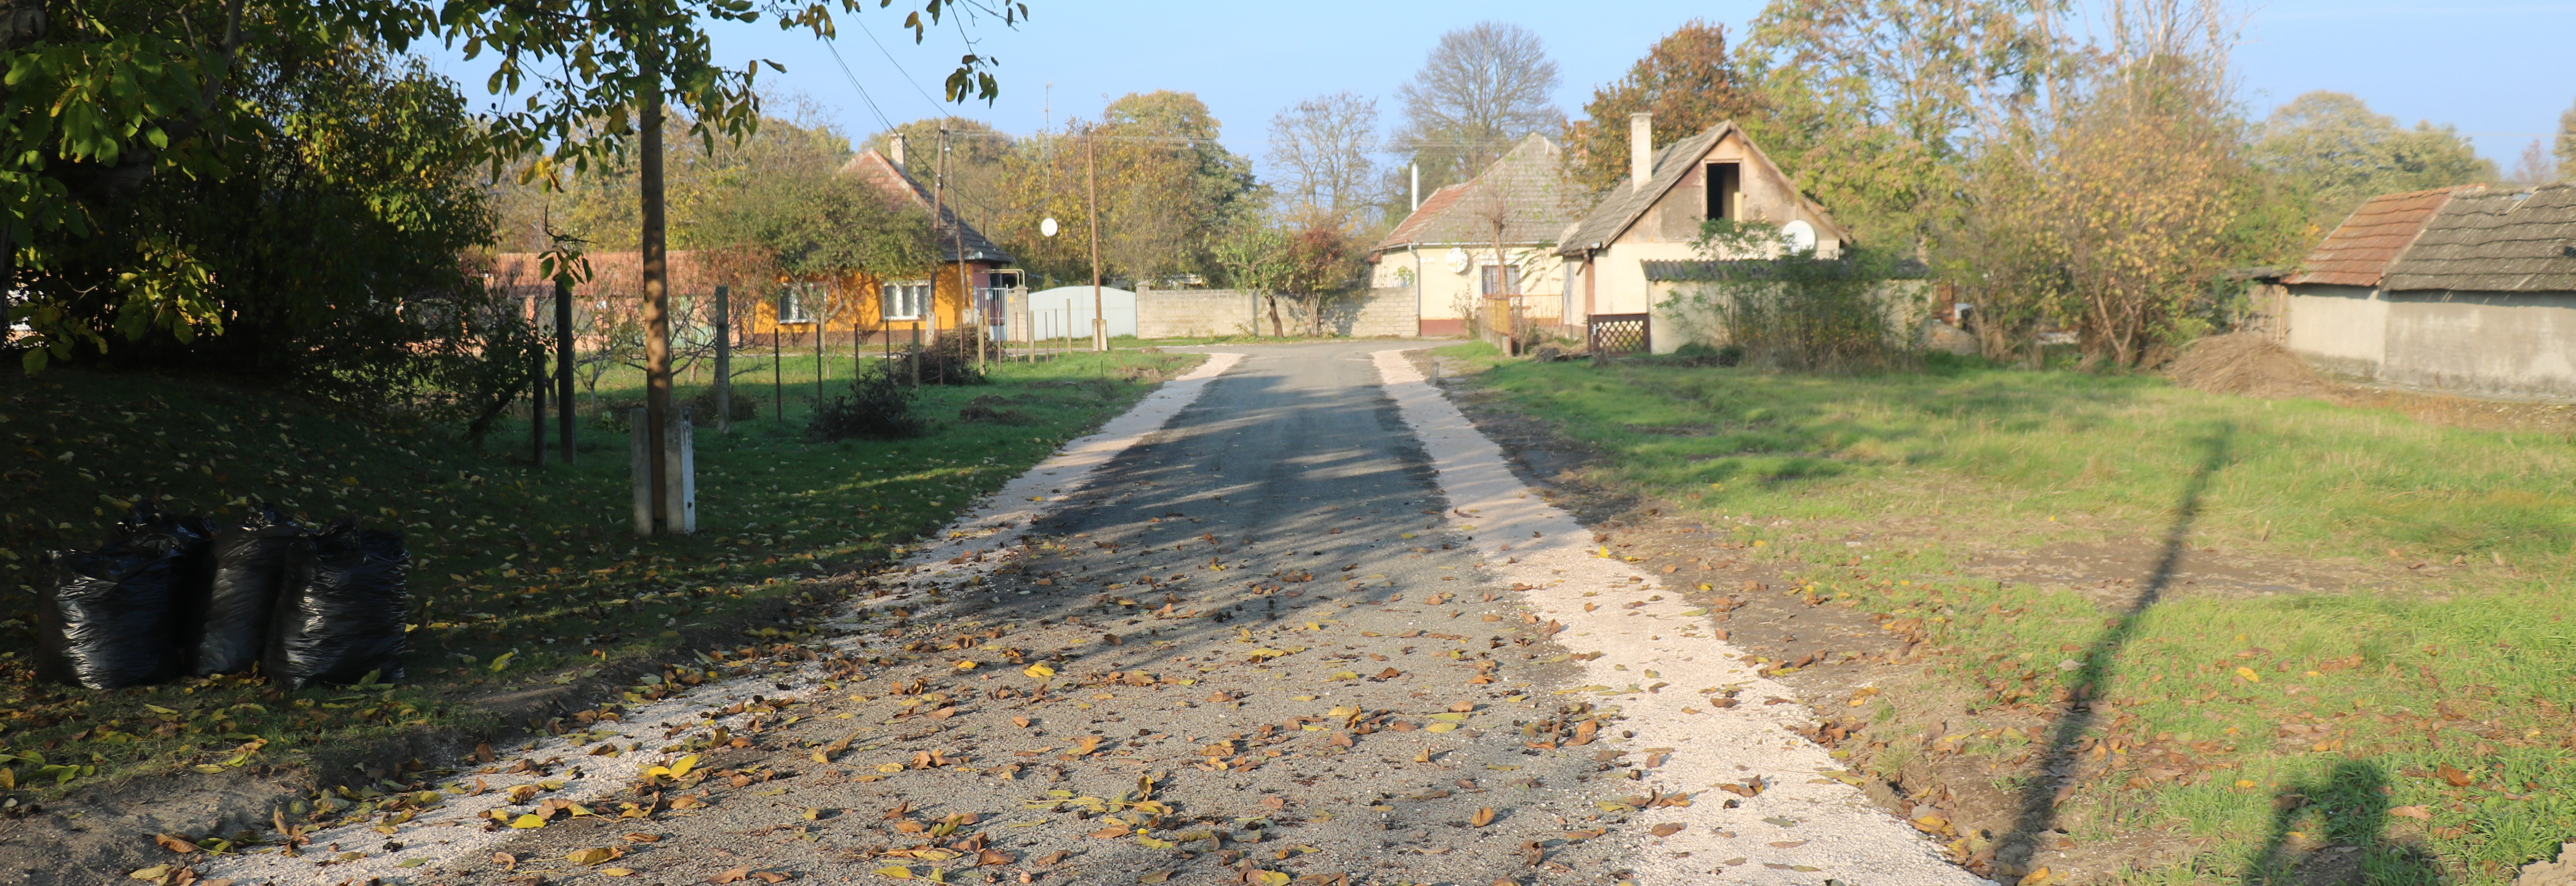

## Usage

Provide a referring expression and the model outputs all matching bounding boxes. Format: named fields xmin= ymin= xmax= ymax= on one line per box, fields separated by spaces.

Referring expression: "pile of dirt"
xmin=2165 ymin=332 xmax=2336 ymax=400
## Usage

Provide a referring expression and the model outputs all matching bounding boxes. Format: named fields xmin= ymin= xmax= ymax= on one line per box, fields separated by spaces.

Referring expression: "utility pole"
xmin=943 ymin=128 xmax=980 ymax=372
xmin=1086 ymin=123 xmax=1105 ymax=351
xmin=638 ymin=40 xmax=674 ymax=535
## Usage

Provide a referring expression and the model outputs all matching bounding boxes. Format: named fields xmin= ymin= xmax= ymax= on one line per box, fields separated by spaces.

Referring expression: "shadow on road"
xmin=1993 ymin=422 xmax=2233 ymax=881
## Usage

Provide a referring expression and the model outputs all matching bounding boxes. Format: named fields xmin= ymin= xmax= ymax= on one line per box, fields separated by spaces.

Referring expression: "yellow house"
xmin=743 ymin=149 xmax=1018 ymax=346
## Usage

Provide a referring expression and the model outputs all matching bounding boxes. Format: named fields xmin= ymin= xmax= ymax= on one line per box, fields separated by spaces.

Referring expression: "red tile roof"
xmin=2281 ymin=187 xmax=2460 ymax=286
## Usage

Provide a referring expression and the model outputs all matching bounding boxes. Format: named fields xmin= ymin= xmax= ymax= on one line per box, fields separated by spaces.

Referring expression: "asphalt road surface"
xmin=206 ymin=341 xmax=1977 ymax=886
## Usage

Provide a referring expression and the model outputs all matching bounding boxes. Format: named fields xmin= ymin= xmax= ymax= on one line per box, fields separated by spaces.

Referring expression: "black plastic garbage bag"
xmin=184 ymin=507 xmax=305 ymax=676
xmin=266 ymin=521 xmax=410 ymax=688
xmin=35 ymin=503 xmax=210 ymax=688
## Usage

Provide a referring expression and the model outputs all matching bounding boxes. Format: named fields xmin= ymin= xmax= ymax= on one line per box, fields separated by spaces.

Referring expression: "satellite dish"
xmin=1780 ymin=220 xmax=1817 ymax=253
xmin=1445 ymin=247 xmax=1470 ymax=274
xmin=1040 ymin=217 xmax=1060 ymax=237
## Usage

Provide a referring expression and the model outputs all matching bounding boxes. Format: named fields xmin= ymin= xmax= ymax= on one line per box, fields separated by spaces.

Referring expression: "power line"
xmin=818 ymin=38 xmax=896 ymax=137
xmin=850 ymin=14 xmax=946 ymax=116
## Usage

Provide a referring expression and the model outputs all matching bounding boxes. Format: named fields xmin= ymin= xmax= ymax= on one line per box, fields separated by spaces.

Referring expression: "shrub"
xmin=1662 ymin=220 xmax=1920 ymax=372
xmin=808 ymin=369 xmax=928 ymax=441
xmin=887 ymin=334 xmax=989 ymax=386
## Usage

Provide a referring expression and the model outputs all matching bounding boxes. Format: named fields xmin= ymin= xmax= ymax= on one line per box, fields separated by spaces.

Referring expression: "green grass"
xmin=1435 ymin=345 xmax=2576 ymax=884
xmin=0 ymin=348 xmax=1197 ymax=797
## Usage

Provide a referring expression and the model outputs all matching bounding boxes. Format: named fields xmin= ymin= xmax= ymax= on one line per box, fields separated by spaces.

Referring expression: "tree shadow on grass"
xmin=2239 ymin=761 xmax=2448 ymax=886
xmin=1992 ymin=422 xmax=2233 ymax=882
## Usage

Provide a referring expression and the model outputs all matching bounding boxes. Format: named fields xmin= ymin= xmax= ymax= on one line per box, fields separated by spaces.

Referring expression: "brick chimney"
xmin=889 ymin=133 xmax=908 ymax=170
xmin=1629 ymin=113 xmax=1653 ymax=192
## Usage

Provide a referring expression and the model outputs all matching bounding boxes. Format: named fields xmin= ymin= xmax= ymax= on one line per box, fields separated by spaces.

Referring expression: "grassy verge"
xmin=0 ymin=348 xmax=1198 ymax=798
xmin=1434 ymin=342 xmax=2576 ymax=884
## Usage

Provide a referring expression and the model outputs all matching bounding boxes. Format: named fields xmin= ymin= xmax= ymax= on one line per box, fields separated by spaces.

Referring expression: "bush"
xmin=688 ymin=386 xmax=761 ymax=425
xmin=808 ymin=369 xmax=928 ymax=441
xmin=887 ymin=334 xmax=989 ymax=386
xmin=1663 ymin=220 xmax=1918 ymax=372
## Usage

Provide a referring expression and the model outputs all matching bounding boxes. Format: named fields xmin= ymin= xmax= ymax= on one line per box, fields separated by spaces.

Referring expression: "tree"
xmin=2555 ymin=96 xmax=2576 ymax=179
xmin=21 ymin=40 xmax=509 ymax=411
xmin=1267 ymin=91 xmax=1381 ymax=227
xmin=1738 ymin=0 xmax=2052 ymax=248
xmin=2509 ymin=140 xmax=2557 ymax=185
xmin=2249 ymin=91 xmax=2496 ymax=222
xmin=1211 ymin=216 xmax=1361 ymax=337
xmin=998 ymin=91 xmax=1260 ymax=286
xmin=1560 ymin=20 xmax=1758 ymax=196
xmin=1391 ymin=22 xmax=1563 ymax=196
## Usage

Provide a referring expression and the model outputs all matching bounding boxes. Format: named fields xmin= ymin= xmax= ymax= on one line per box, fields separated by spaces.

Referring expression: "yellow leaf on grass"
xmin=2235 ymin=666 xmax=2260 ymax=683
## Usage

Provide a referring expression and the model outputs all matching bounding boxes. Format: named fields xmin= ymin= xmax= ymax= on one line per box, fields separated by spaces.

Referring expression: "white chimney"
xmin=889 ymin=133 xmax=907 ymax=170
xmin=1629 ymin=113 xmax=1653 ymax=192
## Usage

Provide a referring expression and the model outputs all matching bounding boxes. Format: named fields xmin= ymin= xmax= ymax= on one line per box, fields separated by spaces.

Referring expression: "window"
xmin=1480 ymin=263 xmax=1519 ymax=296
xmin=882 ymin=280 xmax=930 ymax=320
xmin=778 ymin=285 xmax=814 ymax=323
xmin=1706 ymin=162 xmax=1742 ymax=222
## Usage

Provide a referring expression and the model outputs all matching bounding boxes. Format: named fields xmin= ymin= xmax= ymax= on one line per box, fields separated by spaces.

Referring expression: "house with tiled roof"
xmin=2277 ymin=181 xmax=2576 ymax=398
xmin=1555 ymin=115 xmax=1852 ymax=353
xmin=1367 ymin=134 xmax=1586 ymax=338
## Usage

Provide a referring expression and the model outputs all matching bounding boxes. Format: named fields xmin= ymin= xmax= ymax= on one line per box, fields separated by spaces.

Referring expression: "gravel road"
xmin=201 ymin=342 xmax=1980 ymax=886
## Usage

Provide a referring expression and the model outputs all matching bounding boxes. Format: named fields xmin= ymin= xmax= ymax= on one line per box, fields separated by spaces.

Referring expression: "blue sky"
xmin=419 ymin=0 xmax=2576 ymax=178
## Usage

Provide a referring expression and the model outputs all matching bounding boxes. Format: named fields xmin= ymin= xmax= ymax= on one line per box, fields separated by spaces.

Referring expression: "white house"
xmin=1367 ymin=134 xmax=1586 ymax=338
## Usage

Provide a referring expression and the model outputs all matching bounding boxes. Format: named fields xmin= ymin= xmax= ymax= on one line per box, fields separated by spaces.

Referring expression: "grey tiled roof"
xmin=1373 ymin=135 xmax=1585 ymax=253
xmin=2381 ymin=182 xmax=2576 ymax=293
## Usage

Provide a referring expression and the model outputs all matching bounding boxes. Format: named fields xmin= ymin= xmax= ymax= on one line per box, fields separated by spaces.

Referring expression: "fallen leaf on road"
xmin=492 ymin=852 xmax=517 ymax=870
xmin=871 ymin=866 xmax=914 ymax=880
xmin=569 ymin=847 xmax=625 ymax=865
xmin=1471 ymin=807 xmax=1496 ymax=827
xmin=152 ymin=834 xmax=197 ymax=855
xmin=601 ymin=868 xmax=638 ymax=877
xmin=1650 ymin=823 xmax=1685 ymax=837
xmin=622 ymin=833 xmax=662 ymax=843
xmin=1137 ymin=871 xmax=1172 ymax=884
xmin=1012 ymin=716 xmax=1033 ymax=728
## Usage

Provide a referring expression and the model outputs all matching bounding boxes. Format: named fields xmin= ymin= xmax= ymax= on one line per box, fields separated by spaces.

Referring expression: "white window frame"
xmin=882 ymin=280 xmax=930 ymax=321
xmin=778 ymin=285 xmax=814 ymax=324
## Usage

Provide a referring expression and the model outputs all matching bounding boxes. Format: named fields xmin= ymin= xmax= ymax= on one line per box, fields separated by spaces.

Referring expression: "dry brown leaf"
xmin=1447 ymin=701 xmax=1475 ymax=712
xmin=1039 ymin=849 xmax=1071 ymax=865
xmin=1012 ymin=716 xmax=1033 ymax=728
xmin=152 ymin=834 xmax=198 ymax=855
xmin=750 ymin=873 xmax=791 ymax=884
xmin=2437 ymin=764 xmax=2475 ymax=787
xmin=1649 ymin=823 xmax=1686 ymax=837
xmin=492 ymin=852 xmax=518 ymax=871
xmin=568 ymin=847 xmax=625 ymax=866
xmin=620 ymin=833 xmax=662 ymax=843
xmin=977 ymin=849 xmax=1014 ymax=866
xmin=708 ymin=867 xmax=750 ymax=883
xmin=1470 ymin=807 xmax=1496 ymax=828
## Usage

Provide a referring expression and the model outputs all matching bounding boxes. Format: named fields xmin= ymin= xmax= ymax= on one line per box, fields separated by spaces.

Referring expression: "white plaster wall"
xmin=2283 ymin=285 xmax=2388 ymax=375
xmin=2382 ymin=292 xmax=2576 ymax=399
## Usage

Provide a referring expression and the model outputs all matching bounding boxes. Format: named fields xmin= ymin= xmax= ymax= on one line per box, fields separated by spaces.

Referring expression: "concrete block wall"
xmin=1136 ymin=287 xmax=1425 ymax=339
xmin=1134 ymin=288 xmax=1261 ymax=338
